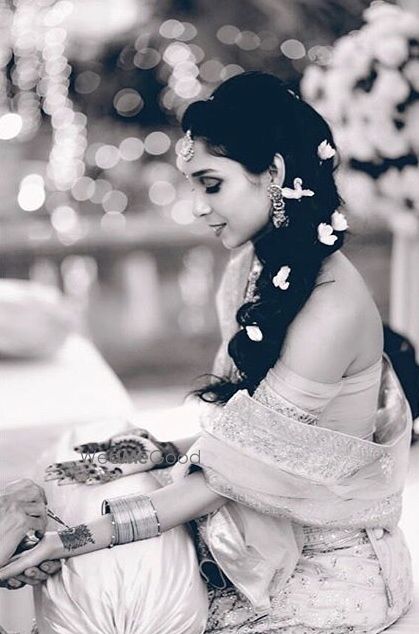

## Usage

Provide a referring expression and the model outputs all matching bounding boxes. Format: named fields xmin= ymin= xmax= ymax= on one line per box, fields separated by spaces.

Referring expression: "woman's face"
xmin=178 ymin=139 xmax=271 ymax=249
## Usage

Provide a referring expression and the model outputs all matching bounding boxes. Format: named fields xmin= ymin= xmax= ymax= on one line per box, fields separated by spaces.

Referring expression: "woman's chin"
xmin=221 ymin=231 xmax=247 ymax=250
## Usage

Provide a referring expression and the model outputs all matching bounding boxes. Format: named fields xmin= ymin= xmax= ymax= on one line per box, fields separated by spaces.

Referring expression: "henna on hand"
xmin=106 ymin=438 xmax=148 ymax=464
xmin=58 ymin=525 xmax=95 ymax=552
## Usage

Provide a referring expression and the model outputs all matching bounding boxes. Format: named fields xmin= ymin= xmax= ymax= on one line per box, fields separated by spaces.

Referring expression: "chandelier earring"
xmin=267 ymin=177 xmax=288 ymax=229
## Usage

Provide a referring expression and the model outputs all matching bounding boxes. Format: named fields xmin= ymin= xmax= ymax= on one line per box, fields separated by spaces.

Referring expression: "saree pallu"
xmin=171 ymin=355 xmax=414 ymax=633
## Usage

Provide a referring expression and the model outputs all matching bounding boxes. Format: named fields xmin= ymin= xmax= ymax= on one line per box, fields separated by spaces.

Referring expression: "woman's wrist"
xmin=46 ymin=531 xmax=66 ymax=559
xmin=48 ymin=516 xmax=113 ymax=559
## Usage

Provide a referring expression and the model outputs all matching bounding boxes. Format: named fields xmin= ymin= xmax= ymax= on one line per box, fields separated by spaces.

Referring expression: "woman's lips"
xmin=209 ymin=223 xmax=227 ymax=236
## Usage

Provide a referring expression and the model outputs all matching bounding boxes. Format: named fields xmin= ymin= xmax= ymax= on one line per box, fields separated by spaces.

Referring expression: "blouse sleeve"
xmin=252 ymin=359 xmax=343 ymax=424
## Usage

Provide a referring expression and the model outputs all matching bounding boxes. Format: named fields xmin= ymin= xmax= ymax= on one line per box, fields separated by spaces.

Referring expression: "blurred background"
xmin=1 ymin=4 xmax=419 ymax=630
xmin=0 ymin=0 xmax=418 ymax=408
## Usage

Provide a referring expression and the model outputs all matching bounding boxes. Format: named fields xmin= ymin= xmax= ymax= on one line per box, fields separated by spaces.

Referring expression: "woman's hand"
xmin=0 ymin=560 xmax=62 ymax=590
xmin=45 ymin=428 xmax=180 ymax=485
xmin=0 ymin=532 xmax=62 ymax=583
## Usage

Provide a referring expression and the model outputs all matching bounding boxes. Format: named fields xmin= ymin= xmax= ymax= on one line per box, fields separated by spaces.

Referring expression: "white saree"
xmin=34 ymin=243 xmax=413 ymax=634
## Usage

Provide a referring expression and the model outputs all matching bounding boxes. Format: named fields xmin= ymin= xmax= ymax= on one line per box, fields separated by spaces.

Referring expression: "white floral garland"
xmin=301 ymin=1 xmax=419 ymax=226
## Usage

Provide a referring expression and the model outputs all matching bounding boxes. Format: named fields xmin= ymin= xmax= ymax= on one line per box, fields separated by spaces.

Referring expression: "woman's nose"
xmin=192 ymin=194 xmax=212 ymax=219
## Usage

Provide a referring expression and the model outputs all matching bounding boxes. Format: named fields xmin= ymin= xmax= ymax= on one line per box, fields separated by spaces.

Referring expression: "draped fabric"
xmin=170 ymin=242 xmax=414 ymax=632
xmin=171 ymin=355 xmax=412 ymax=617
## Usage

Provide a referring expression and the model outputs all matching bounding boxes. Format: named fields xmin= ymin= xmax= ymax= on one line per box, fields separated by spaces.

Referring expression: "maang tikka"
xmin=267 ymin=178 xmax=288 ymax=229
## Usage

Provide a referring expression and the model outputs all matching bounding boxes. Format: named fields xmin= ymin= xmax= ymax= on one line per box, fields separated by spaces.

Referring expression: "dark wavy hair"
xmin=182 ymin=71 xmax=344 ymax=404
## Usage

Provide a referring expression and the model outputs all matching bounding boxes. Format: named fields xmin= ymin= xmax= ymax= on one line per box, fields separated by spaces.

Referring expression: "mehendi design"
xmin=58 ymin=524 xmax=95 ymax=551
xmin=45 ymin=461 xmax=122 ymax=485
xmin=106 ymin=438 xmax=148 ymax=464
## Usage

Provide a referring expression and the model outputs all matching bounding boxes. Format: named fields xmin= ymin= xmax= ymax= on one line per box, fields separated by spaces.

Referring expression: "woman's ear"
xmin=270 ymin=153 xmax=286 ymax=186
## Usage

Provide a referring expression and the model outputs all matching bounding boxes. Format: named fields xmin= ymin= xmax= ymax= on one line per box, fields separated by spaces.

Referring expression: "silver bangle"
xmin=102 ymin=494 xmax=161 ymax=545
xmin=108 ymin=514 xmax=117 ymax=548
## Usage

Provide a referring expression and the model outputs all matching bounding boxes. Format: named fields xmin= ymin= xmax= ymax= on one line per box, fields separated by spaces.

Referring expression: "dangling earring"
xmin=267 ymin=179 xmax=289 ymax=229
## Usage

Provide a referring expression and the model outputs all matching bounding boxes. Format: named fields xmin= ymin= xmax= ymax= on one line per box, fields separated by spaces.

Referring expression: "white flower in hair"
xmin=245 ymin=325 xmax=263 ymax=342
xmin=331 ymin=210 xmax=349 ymax=231
xmin=317 ymin=223 xmax=338 ymax=246
xmin=273 ymin=265 xmax=291 ymax=290
xmin=317 ymin=140 xmax=336 ymax=161
xmin=281 ymin=178 xmax=315 ymax=200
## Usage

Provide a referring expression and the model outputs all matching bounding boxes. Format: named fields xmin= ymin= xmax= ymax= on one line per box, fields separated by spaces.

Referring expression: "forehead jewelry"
xmin=179 ymin=129 xmax=195 ymax=162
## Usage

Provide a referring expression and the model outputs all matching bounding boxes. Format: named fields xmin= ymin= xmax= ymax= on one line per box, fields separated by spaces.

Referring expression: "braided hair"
xmin=182 ymin=71 xmax=345 ymax=404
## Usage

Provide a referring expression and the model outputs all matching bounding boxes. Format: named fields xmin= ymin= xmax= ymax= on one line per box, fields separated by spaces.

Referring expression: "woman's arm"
xmin=170 ymin=433 xmax=200 ymax=456
xmin=0 ymin=471 xmax=226 ymax=580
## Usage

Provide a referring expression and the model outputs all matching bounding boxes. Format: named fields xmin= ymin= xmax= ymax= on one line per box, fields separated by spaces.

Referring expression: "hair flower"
xmin=317 ymin=223 xmax=338 ymax=246
xmin=273 ymin=265 xmax=291 ymax=290
xmin=281 ymin=178 xmax=315 ymax=200
xmin=245 ymin=325 xmax=263 ymax=342
xmin=317 ymin=140 xmax=336 ymax=161
xmin=331 ymin=210 xmax=348 ymax=231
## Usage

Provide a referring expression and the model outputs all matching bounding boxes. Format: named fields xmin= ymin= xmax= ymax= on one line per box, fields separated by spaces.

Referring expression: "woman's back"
xmin=272 ymin=250 xmax=385 ymax=439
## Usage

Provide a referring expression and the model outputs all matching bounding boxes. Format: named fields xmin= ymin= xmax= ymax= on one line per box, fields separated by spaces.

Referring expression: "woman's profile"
xmin=0 ymin=71 xmax=413 ymax=634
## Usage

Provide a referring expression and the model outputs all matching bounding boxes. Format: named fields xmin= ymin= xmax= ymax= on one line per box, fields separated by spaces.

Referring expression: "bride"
xmin=0 ymin=71 xmax=413 ymax=634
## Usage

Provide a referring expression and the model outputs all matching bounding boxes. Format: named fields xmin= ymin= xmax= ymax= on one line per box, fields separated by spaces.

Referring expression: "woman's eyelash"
xmin=200 ymin=179 xmax=221 ymax=194
xmin=205 ymin=184 xmax=221 ymax=194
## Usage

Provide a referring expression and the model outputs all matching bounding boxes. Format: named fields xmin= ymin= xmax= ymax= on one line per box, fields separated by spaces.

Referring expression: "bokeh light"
xmin=51 ymin=205 xmax=79 ymax=233
xmin=71 ymin=176 xmax=95 ymax=201
xmin=119 ymin=137 xmax=144 ymax=161
xmin=95 ymin=144 xmax=120 ymax=169
xmin=113 ymin=88 xmax=144 ymax=117
xmin=159 ymin=19 xmax=185 ymax=39
xmin=163 ymin=42 xmax=191 ymax=66
xmin=43 ymin=1 xmax=74 ymax=28
xmin=134 ymin=48 xmax=161 ymax=70
xmin=144 ymin=131 xmax=171 ymax=155
xmin=220 ymin=64 xmax=244 ymax=80
xmin=308 ymin=45 xmax=332 ymax=65
xmin=200 ymin=60 xmax=224 ymax=83
xmin=149 ymin=181 xmax=176 ymax=206
xmin=216 ymin=25 xmax=240 ymax=45
xmin=188 ymin=44 xmax=205 ymax=64
xmin=75 ymin=70 xmax=101 ymax=94
xmin=236 ymin=31 xmax=260 ymax=51
xmin=100 ymin=211 xmax=127 ymax=232
xmin=0 ymin=113 xmax=23 ymax=139
xmin=18 ymin=174 xmax=46 ymax=211
xmin=173 ymin=61 xmax=199 ymax=79
xmin=102 ymin=190 xmax=128 ymax=213
xmin=89 ymin=178 xmax=112 ymax=204
xmin=171 ymin=199 xmax=194 ymax=225
xmin=173 ymin=77 xmax=201 ymax=98
xmin=177 ymin=23 xmax=197 ymax=42
xmin=280 ymin=39 xmax=306 ymax=59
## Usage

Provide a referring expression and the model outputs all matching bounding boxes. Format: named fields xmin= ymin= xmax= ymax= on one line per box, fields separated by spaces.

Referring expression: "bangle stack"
xmin=102 ymin=493 xmax=161 ymax=546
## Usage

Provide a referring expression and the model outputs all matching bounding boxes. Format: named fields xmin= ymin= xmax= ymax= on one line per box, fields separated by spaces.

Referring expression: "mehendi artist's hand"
xmin=0 ymin=533 xmax=62 ymax=585
xmin=0 ymin=560 xmax=62 ymax=590
xmin=0 ymin=479 xmax=48 ymax=567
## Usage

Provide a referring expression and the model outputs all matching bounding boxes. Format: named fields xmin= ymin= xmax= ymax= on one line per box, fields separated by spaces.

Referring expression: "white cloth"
xmin=34 ymin=418 xmax=208 ymax=634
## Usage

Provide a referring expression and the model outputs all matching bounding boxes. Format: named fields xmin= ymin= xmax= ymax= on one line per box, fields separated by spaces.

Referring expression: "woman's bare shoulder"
xmin=279 ymin=252 xmax=383 ymax=383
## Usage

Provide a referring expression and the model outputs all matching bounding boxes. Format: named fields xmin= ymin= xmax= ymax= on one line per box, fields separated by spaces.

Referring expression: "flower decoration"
xmin=301 ymin=2 xmax=419 ymax=226
xmin=245 ymin=325 xmax=263 ymax=342
xmin=282 ymin=178 xmax=315 ymax=200
xmin=272 ymin=265 xmax=291 ymax=290
xmin=331 ymin=210 xmax=349 ymax=231
xmin=317 ymin=223 xmax=338 ymax=246
xmin=317 ymin=140 xmax=336 ymax=161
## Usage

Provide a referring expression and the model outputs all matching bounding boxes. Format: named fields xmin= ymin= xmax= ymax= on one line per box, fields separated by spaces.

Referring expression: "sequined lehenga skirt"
xmin=200 ymin=523 xmax=413 ymax=634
